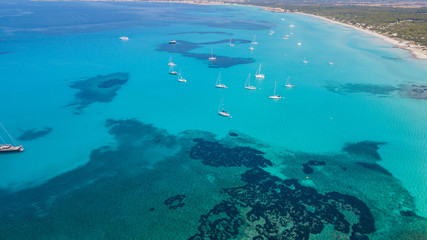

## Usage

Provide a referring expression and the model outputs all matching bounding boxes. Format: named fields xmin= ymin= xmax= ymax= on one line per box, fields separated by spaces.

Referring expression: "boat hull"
xmin=218 ymin=111 xmax=230 ymax=117
xmin=0 ymin=145 xmax=24 ymax=153
xmin=269 ymin=96 xmax=282 ymax=99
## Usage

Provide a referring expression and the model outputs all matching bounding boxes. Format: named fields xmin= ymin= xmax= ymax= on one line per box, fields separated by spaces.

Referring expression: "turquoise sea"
xmin=1 ymin=1 xmax=427 ymax=239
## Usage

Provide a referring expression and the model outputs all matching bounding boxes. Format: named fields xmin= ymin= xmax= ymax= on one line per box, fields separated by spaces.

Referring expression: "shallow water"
xmin=0 ymin=1 xmax=427 ymax=238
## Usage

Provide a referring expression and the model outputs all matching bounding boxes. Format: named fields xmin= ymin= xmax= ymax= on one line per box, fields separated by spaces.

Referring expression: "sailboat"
xmin=0 ymin=122 xmax=24 ymax=153
xmin=302 ymin=57 xmax=308 ymax=64
xmin=169 ymin=65 xmax=178 ymax=75
xmin=255 ymin=64 xmax=265 ymax=79
xmin=244 ymin=73 xmax=256 ymax=90
xmin=215 ymin=73 xmax=227 ymax=88
xmin=177 ymin=69 xmax=187 ymax=83
xmin=119 ymin=36 xmax=129 ymax=41
xmin=229 ymin=39 xmax=235 ymax=47
xmin=297 ymin=42 xmax=302 ymax=46
xmin=328 ymin=58 xmax=334 ymax=65
xmin=248 ymin=43 xmax=254 ymax=50
xmin=285 ymin=76 xmax=294 ymax=88
xmin=209 ymin=48 xmax=216 ymax=61
xmin=218 ymin=99 xmax=231 ymax=118
xmin=269 ymin=82 xmax=282 ymax=99
xmin=168 ymin=56 xmax=176 ymax=66
xmin=252 ymin=35 xmax=258 ymax=45
xmin=269 ymin=27 xmax=275 ymax=35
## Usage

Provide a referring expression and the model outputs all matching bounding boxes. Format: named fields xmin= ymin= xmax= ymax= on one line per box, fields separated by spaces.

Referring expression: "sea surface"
xmin=0 ymin=1 xmax=427 ymax=239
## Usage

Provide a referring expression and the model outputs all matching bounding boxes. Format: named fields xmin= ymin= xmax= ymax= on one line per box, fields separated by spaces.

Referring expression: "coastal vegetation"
xmin=245 ymin=1 xmax=427 ymax=49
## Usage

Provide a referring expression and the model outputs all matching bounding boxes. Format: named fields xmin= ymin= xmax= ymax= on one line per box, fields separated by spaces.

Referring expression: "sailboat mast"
xmin=274 ymin=82 xmax=277 ymax=95
xmin=0 ymin=122 xmax=18 ymax=146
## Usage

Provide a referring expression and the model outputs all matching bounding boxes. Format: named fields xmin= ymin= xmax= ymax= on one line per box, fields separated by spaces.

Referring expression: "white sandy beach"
xmin=294 ymin=12 xmax=427 ymax=60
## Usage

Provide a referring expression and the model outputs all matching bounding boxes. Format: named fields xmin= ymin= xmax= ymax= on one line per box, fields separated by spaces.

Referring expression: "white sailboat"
xmin=177 ymin=69 xmax=187 ymax=83
xmin=328 ymin=58 xmax=334 ymax=65
xmin=215 ymin=73 xmax=227 ymax=88
xmin=255 ymin=64 xmax=265 ymax=79
xmin=285 ymin=76 xmax=294 ymax=88
xmin=269 ymin=82 xmax=282 ymax=99
xmin=248 ymin=43 xmax=254 ymax=50
xmin=269 ymin=27 xmax=275 ymax=35
xmin=119 ymin=36 xmax=129 ymax=41
xmin=252 ymin=35 xmax=258 ymax=45
xmin=297 ymin=42 xmax=302 ymax=46
xmin=169 ymin=65 xmax=178 ymax=75
xmin=218 ymin=100 xmax=231 ymax=118
xmin=168 ymin=56 xmax=176 ymax=66
xmin=209 ymin=48 xmax=216 ymax=61
xmin=244 ymin=73 xmax=256 ymax=90
xmin=302 ymin=57 xmax=308 ymax=64
xmin=229 ymin=39 xmax=235 ymax=47
xmin=0 ymin=122 xmax=24 ymax=153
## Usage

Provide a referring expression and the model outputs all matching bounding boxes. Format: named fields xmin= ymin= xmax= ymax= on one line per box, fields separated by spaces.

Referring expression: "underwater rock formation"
xmin=343 ymin=141 xmax=386 ymax=160
xmin=67 ymin=72 xmax=128 ymax=112
xmin=17 ymin=127 xmax=52 ymax=141
xmin=189 ymin=138 xmax=272 ymax=168
xmin=164 ymin=195 xmax=186 ymax=210
xmin=189 ymin=167 xmax=376 ymax=240
xmin=156 ymin=40 xmax=254 ymax=68
xmin=399 ymin=84 xmax=427 ymax=100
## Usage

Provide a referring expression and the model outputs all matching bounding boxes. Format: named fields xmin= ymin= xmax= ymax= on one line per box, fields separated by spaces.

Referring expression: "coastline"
xmin=294 ymin=12 xmax=427 ymax=60
xmin=260 ymin=8 xmax=427 ymax=60
xmin=140 ymin=1 xmax=427 ymax=60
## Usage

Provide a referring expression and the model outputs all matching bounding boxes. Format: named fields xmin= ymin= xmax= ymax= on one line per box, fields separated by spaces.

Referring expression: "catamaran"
xmin=229 ymin=39 xmax=235 ymax=47
xmin=218 ymin=100 xmax=231 ymax=118
xmin=178 ymin=69 xmax=187 ymax=83
xmin=269 ymin=82 xmax=282 ymax=99
xmin=255 ymin=64 xmax=265 ymax=79
xmin=252 ymin=35 xmax=258 ymax=45
xmin=209 ymin=48 xmax=216 ymax=61
xmin=244 ymin=73 xmax=256 ymax=90
xmin=285 ymin=76 xmax=294 ymax=88
xmin=169 ymin=65 xmax=178 ymax=75
xmin=0 ymin=122 xmax=24 ymax=153
xmin=168 ymin=56 xmax=176 ymax=66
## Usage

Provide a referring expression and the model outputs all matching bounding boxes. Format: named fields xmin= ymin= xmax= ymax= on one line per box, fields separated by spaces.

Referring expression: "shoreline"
xmin=293 ymin=12 xmax=427 ymax=60
xmin=140 ymin=1 xmax=427 ymax=60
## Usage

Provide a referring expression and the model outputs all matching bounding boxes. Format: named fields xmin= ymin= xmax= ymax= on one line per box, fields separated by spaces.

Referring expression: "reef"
xmin=302 ymin=160 xmax=326 ymax=174
xmin=17 ymin=127 xmax=52 ymax=141
xmin=343 ymin=141 xmax=386 ymax=160
xmin=168 ymin=31 xmax=232 ymax=36
xmin=399 ymin=84 xmax=427 ymax=100
xmin=67 ymin=72 xmax=128 ymax=113
xmin=356 ymin=162 xmax=392 ymax=176
xmin=156 ymin=40 xmax=254 ymax=68
xmin=164 ymin=195 xmax=186 ymax=210
xmin=1 ymin=119 xmax=426 ymax=239
xmin=189 ymin=167 xmax=376 ymax=240
xmin=189 ymin=138 xmax=272 ymax=168
xmin=324 ymin=83 xmax=398 ymax=96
